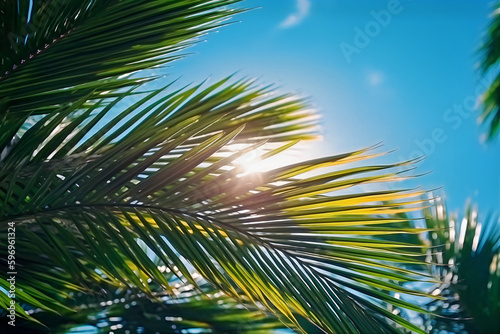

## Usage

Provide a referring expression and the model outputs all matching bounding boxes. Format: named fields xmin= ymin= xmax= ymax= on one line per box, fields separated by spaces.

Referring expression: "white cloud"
xmin=279 ymin=0 xmax=311 ymax=28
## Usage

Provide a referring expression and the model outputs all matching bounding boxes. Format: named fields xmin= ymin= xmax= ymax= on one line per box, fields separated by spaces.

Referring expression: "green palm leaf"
xmin=11 ymin=246 xmax=291 ymax=334
xmin=479 ymin=2 xmax=500 ymax=140
xmin=418 ymin=199 xmax=500 ymax=333
xmin=1 ymin=78 xmax=437 ymax=333
xmin=1 ymin=1 xmax=441 ymax=332
xmin=0 ymin=0 xmax=243 ymax=114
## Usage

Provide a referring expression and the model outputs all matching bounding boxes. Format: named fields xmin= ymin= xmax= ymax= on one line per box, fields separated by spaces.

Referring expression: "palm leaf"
xmin=1 ymin=77 xmax=437 ymax=333
xmin=9 ymin=246 xmax=292 ymax=334
xmin=417 ymin=198 xmax=500 ymax=333
xmin=479 ymin=2 xmax=500 ymax=140
xmin=0 ymin=0 xmax=244 ymax=114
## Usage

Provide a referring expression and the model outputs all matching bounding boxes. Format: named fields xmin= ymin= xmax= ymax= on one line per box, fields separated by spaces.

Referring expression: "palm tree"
xmin=1 ymin=1 xmax=437 ymax=333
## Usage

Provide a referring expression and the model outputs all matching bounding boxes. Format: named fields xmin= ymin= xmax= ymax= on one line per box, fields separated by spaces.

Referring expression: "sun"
xmin=229 ymin=145 xmax=271 ymax=176
xmin=228 ymin=141 xmax=310 ymax=176
xmin=237 ymin=154 xmax=273 ymax=175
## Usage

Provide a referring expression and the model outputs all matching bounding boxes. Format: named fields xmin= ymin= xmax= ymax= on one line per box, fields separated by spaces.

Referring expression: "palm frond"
xmin=1 ymin=77 xmax=437 ymax=333
xmin=8 ymin=248 xmax=291 ymax=334
xmin=479 ymin=2 xmax=500 ymax=140
xmin=0 ymin=0 xmax=244 ymax=115
xmin=420 ymin=198 xmax=500 ymax=333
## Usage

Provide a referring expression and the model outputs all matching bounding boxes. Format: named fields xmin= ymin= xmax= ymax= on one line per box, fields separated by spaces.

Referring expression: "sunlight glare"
xmin=232 ymin=146 xmax=271 ymax=176
xmin=229 ymin=144 xmax=293 ymax=177
xmin=227 ymin=138 xmax=324 ymax=178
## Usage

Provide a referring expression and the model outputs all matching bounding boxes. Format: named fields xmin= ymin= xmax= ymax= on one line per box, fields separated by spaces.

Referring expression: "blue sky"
xmin=158 ymin=0 xmax=499 ymax=214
